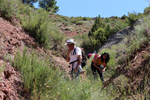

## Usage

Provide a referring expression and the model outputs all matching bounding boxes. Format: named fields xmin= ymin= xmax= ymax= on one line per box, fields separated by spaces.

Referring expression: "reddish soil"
xmin=0 ymin=60 xmax=29 ymax=100
xmin=58 ymin=24 xmax=92 ymax=37
xmin=0 ymin=16 xmax=45 ymax=99
xmin=0 ymin=15 xmax=149 ymax=99
xmin=0 ymin=16 xmax=66 ymax=99
xmin=0 ymin=16 xmax=77 ymax=99
xmin=0 ymin=17 xmax=45 ymax=58
xmin=104 ymin=44 xmax=150 ymax=97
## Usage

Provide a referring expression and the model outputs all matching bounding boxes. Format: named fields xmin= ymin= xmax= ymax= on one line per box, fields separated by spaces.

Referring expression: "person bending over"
xmin=91 ymin=52 xmax=110 ymax=82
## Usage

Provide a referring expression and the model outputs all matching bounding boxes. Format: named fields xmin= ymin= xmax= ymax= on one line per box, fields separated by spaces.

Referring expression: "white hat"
xmin=65 ymin=39 xmax=76 ymax=45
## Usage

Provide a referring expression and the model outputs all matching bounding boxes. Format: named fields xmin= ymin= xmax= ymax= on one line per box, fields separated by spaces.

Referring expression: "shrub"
xmin=83 ymin=17 xmax=88 ymax=21
xmin=128 ymin=16 xmax=150 ymax=54
xmin=13 ymin=49 xmax=65 ymax=98
xmin=71 ymin=19 xmax=77 ymax=24
xmin=19 ymin=8 xmax=51 ymax=47
xmin=0 ymin=0 xmax=65 ymax=51
xmin=121 ymin=15 xmax=127 ymax=19
xmin=0 ymin=0 xmax=16 ymax=19
xmin=13 ymin=49 xmax=112 ymax=100
xmin=82 ymin=17 xmax=91 ymax=21
xmin=94 ymin=28 xmax=106 ymax=44
xmin=115 ymin=20 xmax=128 ymax=30
xmin=127 ymin=12 xmax=143 ymax=27
xmin=144 ymin=6 xmax=150 ymax=15
xmin=76 ymin=21 xmax=83 ymax=25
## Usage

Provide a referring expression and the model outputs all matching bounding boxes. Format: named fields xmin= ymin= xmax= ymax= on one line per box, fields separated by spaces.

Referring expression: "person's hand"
xmin=102 ymin=68 xmax=105 ymax=72
xmin=67 ymin=49 xmax=71 ymax=54
xmin=74 ymin=68 xmax=78 ymax=72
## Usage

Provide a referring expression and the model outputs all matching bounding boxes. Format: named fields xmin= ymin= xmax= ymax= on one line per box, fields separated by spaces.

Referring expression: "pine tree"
xmin=22 ymin=0 xmax=38 ymax=5
xmin=90 ymin=15 xmax=103 ymax=34
xmin=39 ymin=0 xmax=59 ymax=13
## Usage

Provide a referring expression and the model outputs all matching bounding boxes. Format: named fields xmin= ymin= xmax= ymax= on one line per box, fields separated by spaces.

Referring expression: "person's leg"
xmin=71 ymin=70 xmax=74 ymax=80
xmin=96 ymin=69 xmax=104 ymax=82
xmin=100 ymin=73 xmax=104 ymax=82
xmin=91 ymin=62 xmax=98 ymax=80
xmin=75 ymin=67 xmax=82 ymax=79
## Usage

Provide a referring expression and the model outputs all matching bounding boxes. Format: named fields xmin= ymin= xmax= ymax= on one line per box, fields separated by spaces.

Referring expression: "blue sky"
xmin=35 ymin=0 xmax=149 ymax=18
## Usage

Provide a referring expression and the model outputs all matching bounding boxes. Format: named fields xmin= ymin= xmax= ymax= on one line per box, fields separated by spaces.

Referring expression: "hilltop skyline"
xmin=56 ymin=0 xmax=149 ymax=18
xmin=34 ymin=0 xmax=149 ymax=18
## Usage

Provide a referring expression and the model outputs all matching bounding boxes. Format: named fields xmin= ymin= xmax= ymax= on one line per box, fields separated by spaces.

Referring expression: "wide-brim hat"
xmin=65 ymin=39 xmax=76 ymax=45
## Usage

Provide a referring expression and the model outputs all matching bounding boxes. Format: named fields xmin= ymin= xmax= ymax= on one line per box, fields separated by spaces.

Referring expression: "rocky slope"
xmin=100 ymin=18 xmax=150 ymax=99
xmin=51 ymin=15 xmax=94 ymax=37
xmin=104 ymin=44 xmax=150 ymax=99
xmin=0 ymin=16 xmax=69 ymax=99
xmin=0 ymin=60 xmax=28 ymax=100
xmin=99 ymin=19 xmax=143 ymax=51
xmin=0 ymin=16 xmax=46 ymax=99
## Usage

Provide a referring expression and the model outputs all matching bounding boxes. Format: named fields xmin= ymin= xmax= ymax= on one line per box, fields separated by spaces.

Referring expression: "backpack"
xmin=88 ymin=53 xmax=100 ymax=59
xmin=81 ymin=50 xmax=87 ymax=68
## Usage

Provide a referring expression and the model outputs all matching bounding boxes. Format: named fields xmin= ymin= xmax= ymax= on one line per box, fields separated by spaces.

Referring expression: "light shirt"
xmin=69 ymin=46 xmax=82 ymax=69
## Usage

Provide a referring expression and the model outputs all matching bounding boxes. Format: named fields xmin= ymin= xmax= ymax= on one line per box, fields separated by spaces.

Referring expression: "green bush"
xmin=71 ymin=19 xmax=77 ymax=24
xmin=13 ymin=49 xmax=67 ymax=99
xmin=76 ymin=21 xmax=83 ymax=25
xmin=128 ymin=16 xmax=150 ymax=54
xmin=49 ymin=29 xmax=65 ymax=53
xmin=19 ymin=8 xmax=51 ymax=47
xmin=0 ymin=0 xmax=65 ymax=52
xmin=144 ymin=6 xmax=150 ymax=15
xmin=0 ymin=0 xmax=15 ymax=19
xmin=94 ymin=28 xmax=106 ymax=44
xmin=127 ymin=12 xmax=143 ymax=27
xmin=83 ymin=17 xmax=88 ymax=21
xmin=81 ymin=36 xmax=96 ymax=53
xmin=13 ymin=49 xmax=113 ymax=100
xmin=115 ymin=20 xmax=128 ymax=30
xmin=121 ymin=15 xmax=127 ymax=19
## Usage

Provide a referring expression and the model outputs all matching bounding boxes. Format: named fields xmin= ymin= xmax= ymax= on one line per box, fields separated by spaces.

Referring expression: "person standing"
xmin=65 ymin=39 xmax=82 ymax=79
xmin=91 ymin=52 xmax=110 ymax=82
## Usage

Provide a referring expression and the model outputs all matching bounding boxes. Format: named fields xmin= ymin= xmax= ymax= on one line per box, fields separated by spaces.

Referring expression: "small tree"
xmin=90 ymin=15 xmax=104 ymax=33
xmin=127 ymin=12 xmax=138 ymax=27
xmin=39 ymin=0 xmax=59 ymax=13
xmin=94 ymin=28 xmax=106 ymax=44
xmin=144 ymin=6 xmax=150 ymax=15
xmin=22 ymin=0 xmax=38 ymax=6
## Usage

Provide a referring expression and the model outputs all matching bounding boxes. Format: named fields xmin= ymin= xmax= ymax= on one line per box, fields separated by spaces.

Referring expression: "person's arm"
xmin=74 ymin=55 xmax=82 ymax=72
xmin=66 ymin=49 xmax=71 ymax=62
xmin=102 ymin=63 xmax=107 ymax=72
xmin=93 ymin=57 xmax=101 ymax=72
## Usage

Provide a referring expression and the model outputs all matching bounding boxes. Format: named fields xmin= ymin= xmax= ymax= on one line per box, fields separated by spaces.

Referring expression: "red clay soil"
xmin=0 ymin=17 xmax=46 ymax=58
xmin=0 ymin=16 xmax=50 ymax=99
xmin=104 ymin=44 xmax=150 ymax=94
xmin=0 ymin=60 xmax=29 ymax=100
xmin=0 ymin=16 xmax=74 ymax=99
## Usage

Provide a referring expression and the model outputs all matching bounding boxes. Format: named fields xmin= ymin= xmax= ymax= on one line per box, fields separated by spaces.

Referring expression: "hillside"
xmin=50 ymin=14 xmax=94 ymax=37
xmin=99 ymin=18 xmax=143 ymax=51
xmin=0 ymin=16 xmax=36 ymax=99
xmin=1 ymin=15 xmax=149 ymax=99
xmin=98 ymin=17 xmax=150 ymax=99
xmin=0 ymin=0 xmax=150 ymax=99
xmin=104 ymin=44 xmax=150 ymax=99
xmin=0 ymin=16 xmax=69 ymax=99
